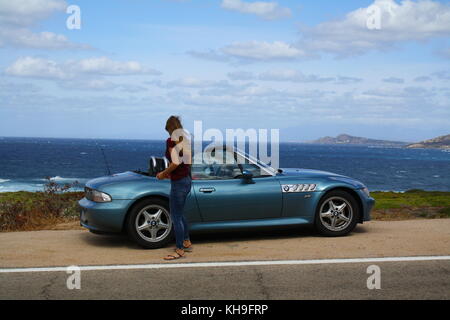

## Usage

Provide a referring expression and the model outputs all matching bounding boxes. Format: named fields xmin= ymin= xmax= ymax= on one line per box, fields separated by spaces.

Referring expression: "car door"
xmin=191 ymin=152 xmax=282 ymax=222
xmin=183 ymin=186 xmax=203 ymax=223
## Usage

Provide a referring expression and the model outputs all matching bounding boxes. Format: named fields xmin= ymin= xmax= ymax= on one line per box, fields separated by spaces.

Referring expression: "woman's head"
xmin=165 ymin=115 xmax=183 ymax=135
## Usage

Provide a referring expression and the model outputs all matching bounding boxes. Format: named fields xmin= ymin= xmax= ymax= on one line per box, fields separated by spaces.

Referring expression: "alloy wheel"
xmin=135 ymin=205 xmax=172 ymax=242
xmin=319 ymin=196 xmax=353 ymax=232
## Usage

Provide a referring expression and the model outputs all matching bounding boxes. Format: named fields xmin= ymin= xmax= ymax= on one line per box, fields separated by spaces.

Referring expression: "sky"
xmin=0 ymin=0 xmax=449 ymax=142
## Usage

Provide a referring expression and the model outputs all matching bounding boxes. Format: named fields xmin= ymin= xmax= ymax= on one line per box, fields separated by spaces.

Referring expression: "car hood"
xmin=279 ymin=168 xmax=366 ymax=189
xmin=279 ymin=168 xmax=343 ymax=178
xmin=86 ymin=171 xmax=146 ymax=190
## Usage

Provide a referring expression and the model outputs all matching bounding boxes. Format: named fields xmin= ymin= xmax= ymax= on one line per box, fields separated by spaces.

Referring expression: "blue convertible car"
xmin=79 ymin=145 xmax=375 ymax=248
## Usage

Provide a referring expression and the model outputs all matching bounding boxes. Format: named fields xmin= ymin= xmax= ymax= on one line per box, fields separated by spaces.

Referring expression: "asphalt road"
xmin=1 ymin=220 xmax=450 ymax=268
xmin=1 ymin=219 xmax=449 ymax=300
xmin=1 ymin=260 xmax=449 ymax=300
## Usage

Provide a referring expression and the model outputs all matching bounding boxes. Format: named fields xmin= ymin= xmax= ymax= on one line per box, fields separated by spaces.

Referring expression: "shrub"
xmin=0 ymin=178 xmax=83 ymax=231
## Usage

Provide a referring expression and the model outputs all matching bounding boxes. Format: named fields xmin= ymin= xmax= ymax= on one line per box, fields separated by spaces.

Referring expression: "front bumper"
xmin=78 ymin=198 xmax=132 ymax=233
xmin=356 ymin=189 xmax=375 ymax=222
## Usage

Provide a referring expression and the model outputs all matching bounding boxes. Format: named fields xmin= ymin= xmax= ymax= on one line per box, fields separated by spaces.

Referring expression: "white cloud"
xmin=221 ymin=0 xmax=291 ymax=20
xmin=0 ymin=0 xmax=66 ymax=26
xmin=191 ymin=1 xmax=450 ymax=62
xmin=258 ymin=69 xmax=335 ymax=83
xmin=190 ymin=41 xmax=312 ymax=62
xmin=5 ymin=56 xmax=160 ymax=92
xmin=5 ymin=56 xmax=68 ymax=80
xmin=227 ymin=69 xmax=363 ymax=84
xmin=363 ymin=86 xmax=433 ymax=98
xmin=73 ymin=57 xmax=161 ymax=76
xmin=187 ymin=50 xmax=232 ymax=62
xmin=0 ymin=0 xmax=89 ymax=50
xmin=5 ymin=56 xmax=161 ymax=80
xmin=59 ymin=79 xmax=148 ymax=92
xmin=221 ymin=41 xmax=310 ymax=61
xmin=0 ymin=28 xmax=90 ymax=50
xmin=300 ymin=0 xmax=450 ymax=57
xmin=151 ymin=77 xmax=232 ymax=89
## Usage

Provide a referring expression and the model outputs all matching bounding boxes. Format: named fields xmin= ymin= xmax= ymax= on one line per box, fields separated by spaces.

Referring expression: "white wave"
xmin=45 ymin=176 xmax=84 ymax=182
xmin=0 ymin=179 xmax=10 ymax=183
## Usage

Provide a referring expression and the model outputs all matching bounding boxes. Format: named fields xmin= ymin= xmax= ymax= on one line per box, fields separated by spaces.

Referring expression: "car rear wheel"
xmin=126 ymin=198 xmax=173 ymax=249
xmin=314 ymin=190 xmax=359 ymax=237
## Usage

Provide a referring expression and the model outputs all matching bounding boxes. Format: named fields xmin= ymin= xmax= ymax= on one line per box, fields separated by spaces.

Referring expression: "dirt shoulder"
xmin=1 ymin=219 xmax=449 ymax=268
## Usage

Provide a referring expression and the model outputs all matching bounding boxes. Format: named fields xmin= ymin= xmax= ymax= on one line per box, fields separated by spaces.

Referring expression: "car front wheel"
xmin=314 ymin=190 xmax=360 ymax=237
xmin=126 ymin=198 xmax=173 ymax=249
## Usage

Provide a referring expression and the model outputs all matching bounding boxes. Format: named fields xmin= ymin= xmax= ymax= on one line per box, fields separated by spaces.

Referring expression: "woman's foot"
xmin=163 ymin=248 xmax=185 ymax=260
xmin=183 ymin=240 xmax=193 ymax=252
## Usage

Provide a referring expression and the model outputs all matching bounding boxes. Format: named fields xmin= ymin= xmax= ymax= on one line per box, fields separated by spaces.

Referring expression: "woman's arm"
xmin=156 ymin=145 xmax=180 ymax=180
xmin=156 ymin=161 xmax=178 ymax=180
xmin=157 ymin=137 xmax=191 ymax=180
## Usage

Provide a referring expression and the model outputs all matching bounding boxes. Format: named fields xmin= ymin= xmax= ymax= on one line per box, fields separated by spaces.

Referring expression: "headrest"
xmin=149 ymin=156 xmax=169 ymax=176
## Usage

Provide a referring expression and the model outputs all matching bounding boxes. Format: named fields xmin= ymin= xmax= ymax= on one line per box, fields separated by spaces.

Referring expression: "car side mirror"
xmin=242 ymin=170 xmax=255 ymax=184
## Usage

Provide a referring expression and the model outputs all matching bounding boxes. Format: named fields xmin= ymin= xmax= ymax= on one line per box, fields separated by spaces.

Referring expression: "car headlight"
xmin=362 ymin=187 xmax=370 ymax=197
xmin=85 ymin=187 xmax=112 ymax=202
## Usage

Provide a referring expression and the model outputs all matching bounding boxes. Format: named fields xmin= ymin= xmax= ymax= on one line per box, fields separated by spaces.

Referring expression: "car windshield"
xmin=234 ymin=147 xmax=277 ymax=175
xmin=190 ymin=145 xmax=276 ymax=180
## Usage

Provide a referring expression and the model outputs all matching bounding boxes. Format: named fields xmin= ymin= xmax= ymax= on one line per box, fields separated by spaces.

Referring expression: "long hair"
xmin=165 ymin=115 xmax=186 ymax=145
xmin=165 ymin=116 xmax=191 ymax=163
xmin=165 ymin=116 xmax=183 ymax=135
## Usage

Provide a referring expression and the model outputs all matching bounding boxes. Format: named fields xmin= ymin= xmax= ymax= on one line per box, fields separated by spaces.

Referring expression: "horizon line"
xmin=0 ymin=134 xmax=422 ymax=144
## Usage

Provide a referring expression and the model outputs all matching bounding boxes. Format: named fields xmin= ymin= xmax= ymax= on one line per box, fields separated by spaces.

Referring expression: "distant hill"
xmin=406 ymin=134 xmax=450 ymax=150
xmin=308 ymin=134 xmax=408 ymax=146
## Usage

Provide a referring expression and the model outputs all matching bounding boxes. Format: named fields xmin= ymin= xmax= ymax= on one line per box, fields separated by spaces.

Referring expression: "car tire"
xmin=314 ymin=190 xmax=360 ymax=237
xmin=126 ymin=198 xmax=174 ymax=249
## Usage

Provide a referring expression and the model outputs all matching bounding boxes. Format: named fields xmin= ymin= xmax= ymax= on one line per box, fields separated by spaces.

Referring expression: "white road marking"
xmin=1 ymin=256 xmax=449 ymax=273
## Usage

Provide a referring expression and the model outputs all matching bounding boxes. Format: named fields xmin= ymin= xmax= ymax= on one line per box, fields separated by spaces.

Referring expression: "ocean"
xmin=0 ymin=137 xmax=449 ymax=192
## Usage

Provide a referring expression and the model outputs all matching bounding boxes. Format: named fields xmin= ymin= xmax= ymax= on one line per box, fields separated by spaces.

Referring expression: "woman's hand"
xmin=156 ymin=170 xmax=168 ymax=180
xmin=156 ymin=163 xmax=178 ymax=180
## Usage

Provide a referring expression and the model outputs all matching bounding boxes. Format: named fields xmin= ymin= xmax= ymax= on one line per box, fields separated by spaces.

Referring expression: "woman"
xmin=157 ymin=116 xmax=192 ymax=260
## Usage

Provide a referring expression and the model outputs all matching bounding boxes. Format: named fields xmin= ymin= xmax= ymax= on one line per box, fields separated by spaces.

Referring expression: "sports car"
xmin=79 ymin=145 xmax=375 ymax=248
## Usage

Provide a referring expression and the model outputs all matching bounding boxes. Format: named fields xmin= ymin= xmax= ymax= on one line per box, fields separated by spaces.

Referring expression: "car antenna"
xmin=95 ymin=140 xmax=112 ymax=176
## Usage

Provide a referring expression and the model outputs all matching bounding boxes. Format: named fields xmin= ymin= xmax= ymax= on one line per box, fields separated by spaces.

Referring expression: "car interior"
xmin=138 ymin=147 xmax=271 ymax=180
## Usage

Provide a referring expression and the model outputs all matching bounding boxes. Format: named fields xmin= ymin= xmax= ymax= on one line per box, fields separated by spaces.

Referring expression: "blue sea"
xmin=0 ymin=137 xmax=449 ymax=192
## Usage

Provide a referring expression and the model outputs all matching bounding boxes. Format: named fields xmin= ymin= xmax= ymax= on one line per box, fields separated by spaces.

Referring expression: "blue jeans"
xmin=169 ymin=176 xmax=192 ymax=249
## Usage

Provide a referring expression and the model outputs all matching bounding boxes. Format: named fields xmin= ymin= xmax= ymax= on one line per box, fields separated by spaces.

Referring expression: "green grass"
xmin=371 ymin=190 xmax=450 ymax=210
xmin=0 ymin=191 xmax=83 ymax=208
xmin=370 ymin=189 xmax=450 ymax=220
